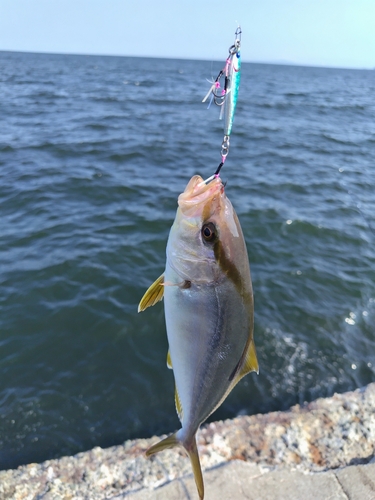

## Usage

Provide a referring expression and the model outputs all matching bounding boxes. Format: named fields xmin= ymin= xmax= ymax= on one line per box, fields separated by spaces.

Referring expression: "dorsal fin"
xmin=238 ymin=338 xmax=259 ymax=378
xmin=229 ymin=338 xmax=259 ymax=387
xmin=138 ymin=274 xmax=164 ymax=312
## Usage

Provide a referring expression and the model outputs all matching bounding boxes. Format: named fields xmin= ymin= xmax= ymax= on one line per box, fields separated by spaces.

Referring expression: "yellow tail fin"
xmin=186 ymin=436 xmax=204 ymax=500
xmin=145 ymin=431 xmax=179 ymax=457
xmin=145 ymin=431 xmax=204 ymax=500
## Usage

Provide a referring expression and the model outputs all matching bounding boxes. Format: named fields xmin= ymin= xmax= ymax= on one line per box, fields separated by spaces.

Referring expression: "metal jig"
xmin=202 ymin=26 xmax=242 ymax=180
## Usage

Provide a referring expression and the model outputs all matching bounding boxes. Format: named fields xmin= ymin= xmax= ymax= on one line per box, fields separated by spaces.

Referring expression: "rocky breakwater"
xmin=1 ymin=383 xmax=374 ymax=499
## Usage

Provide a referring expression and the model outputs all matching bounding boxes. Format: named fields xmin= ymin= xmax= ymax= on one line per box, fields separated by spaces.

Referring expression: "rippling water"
xmin=1 ymin=51 xmax=374 ymax=470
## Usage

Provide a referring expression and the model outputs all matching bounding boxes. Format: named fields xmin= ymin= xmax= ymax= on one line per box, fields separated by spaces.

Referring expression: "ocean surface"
xmin=1 ymin=51 xmax=374 ymax=470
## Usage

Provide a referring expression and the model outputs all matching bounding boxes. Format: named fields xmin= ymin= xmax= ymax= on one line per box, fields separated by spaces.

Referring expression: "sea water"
xmin=0 ymin=51 xmax=374 ymax=469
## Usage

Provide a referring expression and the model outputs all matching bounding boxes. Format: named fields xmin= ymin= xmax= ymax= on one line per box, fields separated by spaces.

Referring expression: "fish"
xmin=138 ymin=174 xmax=258 ymax=499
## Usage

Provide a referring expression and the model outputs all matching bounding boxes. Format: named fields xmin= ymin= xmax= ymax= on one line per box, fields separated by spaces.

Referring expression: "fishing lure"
xmin=202 ymin=26 xmax=241 ymax=177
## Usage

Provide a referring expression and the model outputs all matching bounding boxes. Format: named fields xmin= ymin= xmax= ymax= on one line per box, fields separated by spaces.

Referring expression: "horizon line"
xmin=1 ymin=48 xmax=373 ymax=72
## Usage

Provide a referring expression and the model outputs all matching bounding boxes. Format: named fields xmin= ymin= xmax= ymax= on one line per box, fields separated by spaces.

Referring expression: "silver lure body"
xmin=223 ymin=48 xmax=241 ymax=138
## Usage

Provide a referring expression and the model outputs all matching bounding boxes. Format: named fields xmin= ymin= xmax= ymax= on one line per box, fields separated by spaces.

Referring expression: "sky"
xmin=0 ymin=0 xmax=374 ymax=69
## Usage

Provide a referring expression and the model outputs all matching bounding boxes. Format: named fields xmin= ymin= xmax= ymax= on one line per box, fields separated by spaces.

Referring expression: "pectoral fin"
xmin=138 ymin=274 xmax=164 ymax=312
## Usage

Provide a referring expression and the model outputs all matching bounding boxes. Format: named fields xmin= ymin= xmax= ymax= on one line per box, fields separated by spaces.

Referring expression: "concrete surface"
xmin=124 ymin=461 xmax=375 ymax=500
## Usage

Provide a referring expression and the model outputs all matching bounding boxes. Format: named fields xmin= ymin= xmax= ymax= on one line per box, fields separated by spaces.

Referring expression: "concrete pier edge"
xmin=1 ymin=383 xmax=374 ymax=499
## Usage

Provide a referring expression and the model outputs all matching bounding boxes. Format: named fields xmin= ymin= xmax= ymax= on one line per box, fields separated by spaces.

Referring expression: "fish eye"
xmin=201 ymin=222 xmax=217 ymax=243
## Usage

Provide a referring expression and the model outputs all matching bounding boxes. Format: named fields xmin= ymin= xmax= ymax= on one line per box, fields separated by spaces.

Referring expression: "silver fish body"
xmin=138 ymin=175 xmax=258 ymax=499
xmin=164 ymin=174 xmax=253 ymax=432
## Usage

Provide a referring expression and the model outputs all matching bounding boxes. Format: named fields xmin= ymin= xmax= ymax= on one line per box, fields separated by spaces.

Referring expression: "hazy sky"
xmin=0 ymin=0 xmax=374 ymax=69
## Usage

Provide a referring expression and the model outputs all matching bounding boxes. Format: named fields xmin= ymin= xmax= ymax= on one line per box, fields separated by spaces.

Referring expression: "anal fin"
xmin=167 ymin=353 xmax=183 ymax=421
xmin=166 ymin=349 xmax=172 ymax=369
xmin=175 ymin=385 xmax=183 ymax=422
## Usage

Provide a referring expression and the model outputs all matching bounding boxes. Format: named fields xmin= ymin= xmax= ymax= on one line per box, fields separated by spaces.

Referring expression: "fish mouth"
xmin=178 ymin=175 xmax=223 ymax=216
